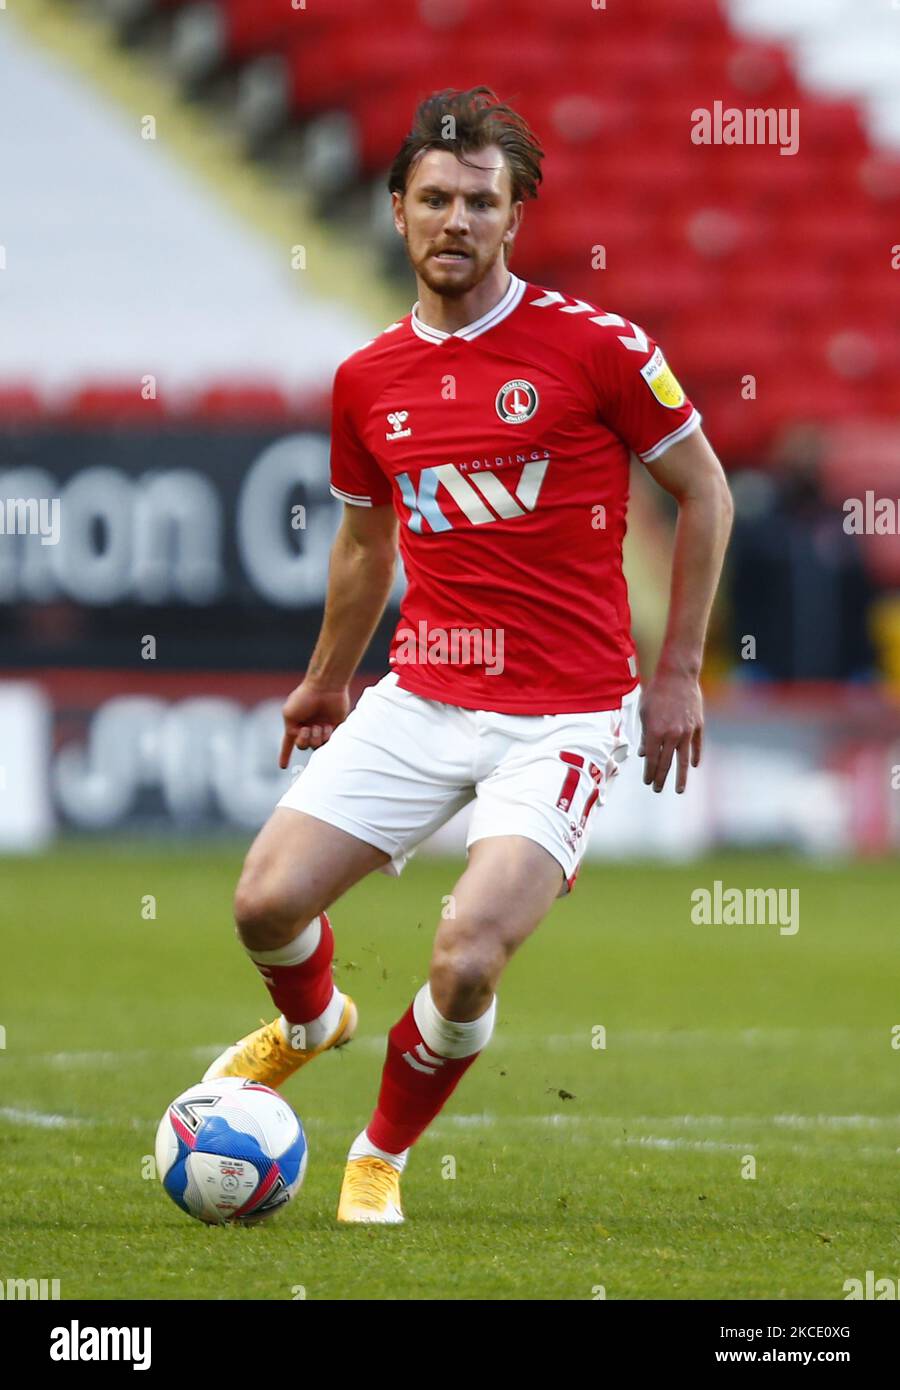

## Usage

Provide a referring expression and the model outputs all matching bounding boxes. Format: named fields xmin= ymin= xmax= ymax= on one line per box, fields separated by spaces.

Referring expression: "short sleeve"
xmin=587 ymin=316 xmax=701 ymax=463
xmin=329 ymin=360 xmax=393 ymax=507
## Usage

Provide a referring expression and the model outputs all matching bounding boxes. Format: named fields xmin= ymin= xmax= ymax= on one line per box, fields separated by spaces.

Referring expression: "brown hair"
xmin=388 ymin=86 xmax=544 ymax=204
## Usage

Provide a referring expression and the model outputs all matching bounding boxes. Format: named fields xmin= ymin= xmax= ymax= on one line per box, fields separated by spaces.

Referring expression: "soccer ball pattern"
xmin=155 ymin=1077 xmax=307 ymax=1224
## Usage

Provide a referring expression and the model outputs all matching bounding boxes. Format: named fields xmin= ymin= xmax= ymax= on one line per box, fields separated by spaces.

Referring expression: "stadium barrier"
xmin=2 ymin=671 xmax=897 ymax=856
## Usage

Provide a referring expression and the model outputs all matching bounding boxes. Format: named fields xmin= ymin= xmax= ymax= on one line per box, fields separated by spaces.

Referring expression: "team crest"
xmin=495 ymin=379 xmax=539 ymax=425
xmin=640 ymin=347 xmax=685 ymax=409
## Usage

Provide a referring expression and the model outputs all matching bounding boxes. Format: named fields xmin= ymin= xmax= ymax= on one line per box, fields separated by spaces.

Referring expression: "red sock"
xmin=251 ymin=912 xmax=335 ymax=1024
xmin=366 ymin=1002 xmax=483 ymax=1154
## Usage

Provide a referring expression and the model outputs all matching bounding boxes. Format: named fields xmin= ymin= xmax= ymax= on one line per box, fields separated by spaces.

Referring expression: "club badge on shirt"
xmin=496 ymin=379 xmax=539 ymax=424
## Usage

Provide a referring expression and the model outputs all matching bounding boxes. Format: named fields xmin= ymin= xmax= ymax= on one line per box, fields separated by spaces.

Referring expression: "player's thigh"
xmin=281 ymin=671 xmax=475 ymax=873
xmin=236 ymin=806 xmax=390 ymax=929
xmin=432 ymin=835 xmax=563 ymax=977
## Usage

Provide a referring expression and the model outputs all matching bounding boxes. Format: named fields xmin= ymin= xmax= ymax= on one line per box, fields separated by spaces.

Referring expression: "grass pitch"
xmin=1 ymin=844 xmax=897 ymax=1300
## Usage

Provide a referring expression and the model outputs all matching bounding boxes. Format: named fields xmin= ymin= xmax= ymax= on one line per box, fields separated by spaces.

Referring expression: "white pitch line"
xmin=615 ymin=1136 xmax=745 ymax=1152
xmin=433 ymin=1113 xmax=900 ymax=1130
xmin=22 ymin=1028 xmax=885 ymax=1067
xmin=590 ymin=1114 xmax=900 ymax=1131
xmin=0 ymin=1107 xmax=90 ymax=1129
xmin=37 ymin=1046 xmax=221 ymax=1068
xmin=427 ymin=1116 xmax=899 ymax=1157
xmin=1 ymin=1108 xmax=895 ymax=1158
xmin=770 ymin=1114 xmax=899 ymax=1129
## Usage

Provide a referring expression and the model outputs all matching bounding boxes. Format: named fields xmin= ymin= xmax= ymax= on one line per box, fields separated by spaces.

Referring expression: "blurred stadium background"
xmin=6 ymin=2 xmax=900 ymax=1307
xmin=2 ymin=0 xmax=900 ymax=861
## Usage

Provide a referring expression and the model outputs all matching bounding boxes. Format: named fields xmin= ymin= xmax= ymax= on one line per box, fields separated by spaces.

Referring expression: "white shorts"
xmin=278 ymin=673 xmax=640 ymax=894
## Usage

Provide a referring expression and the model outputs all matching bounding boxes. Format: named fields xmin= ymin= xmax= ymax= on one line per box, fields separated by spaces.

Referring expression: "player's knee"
xmin=430 ymin=924 xmax=504 ymax=1017
xmin=233 ymin=870 xmax=303 ymax=950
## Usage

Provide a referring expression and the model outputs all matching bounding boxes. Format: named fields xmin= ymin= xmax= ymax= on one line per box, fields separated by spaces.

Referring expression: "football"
xmin=155 ymin=1077 xmax=307 ymax=1225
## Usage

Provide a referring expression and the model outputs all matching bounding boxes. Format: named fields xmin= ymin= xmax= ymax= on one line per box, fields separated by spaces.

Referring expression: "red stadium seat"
xmin=527 ymin=201 xmax=661 ymax=276
xmin=520 ymin=91 xmax=640 ymax=151
xmin=722 ymin=260 xmax=834 ymax=318
xmin=493 ymin=0 xmax=729 ymax=35
xmin=218 ymin=0 xmax=327 ymax=64
xmin=282 ymin=33 xmax=423 ymax=116
xmin=222 ymin=0 xmax=900 ymax=478
xmin=187 ymin=382 xmax=294 ymax=423
xmin=667 ymin=316 xmax=785 ymax=380
xmin=668 ymin=203 xmax=773 ymax=261
xmin=0 ymin=384 xmax=47 ymax=424
xmin=293 ymin=385 xmax=332 ymax=423
xmin=846 ymin=266 xmax=900 ymax=321
xmin=701 ymin=144 xmax=826 ymax=210
xmin=697 ymin=393 xmax=776 ymax=460
xmin=796 ymin=99 xmax=869 ymax=157
xmin=779 ymin=203 xmax=886 ymax=264
xmin=822 ymin=421 xmax=900 ymax=499
xmin=725 ymin=42 xmax=798 ymax=104
xmin=64 ymin=384 xmax=168 ymax=423
xmin=622 ymin=0 xmax=729 ymax=28
xmin=748 ymin=375 xmax=865 ymax=437
xmin=859 ymin=153 xmax=900 ymax=205
xmin=595 ymin=260 xmax=716 ymax=322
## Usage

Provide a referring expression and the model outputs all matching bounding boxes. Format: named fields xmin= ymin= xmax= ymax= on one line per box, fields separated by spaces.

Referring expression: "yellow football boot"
xmin=203 ymin=995 xmax=357 ymax=1089
xmin=337 ymin=1156 xmax=404 ymax=1224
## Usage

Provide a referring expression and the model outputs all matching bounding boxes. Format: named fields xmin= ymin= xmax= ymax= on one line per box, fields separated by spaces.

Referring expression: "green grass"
xmin=1 ymin=845 xmax=898 ymax=1300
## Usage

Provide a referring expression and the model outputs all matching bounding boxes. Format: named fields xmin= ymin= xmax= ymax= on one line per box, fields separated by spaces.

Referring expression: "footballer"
xmin=205 ymin=87 xmax=734 ymax=1223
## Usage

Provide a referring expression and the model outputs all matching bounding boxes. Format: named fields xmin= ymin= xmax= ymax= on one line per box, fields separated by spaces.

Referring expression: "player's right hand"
xmin=279 ymin=682 xmax=351 ymax=767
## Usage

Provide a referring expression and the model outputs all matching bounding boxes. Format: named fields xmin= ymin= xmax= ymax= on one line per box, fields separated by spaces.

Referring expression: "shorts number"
xmin=556 ymin=752 xmax=603 ymax=826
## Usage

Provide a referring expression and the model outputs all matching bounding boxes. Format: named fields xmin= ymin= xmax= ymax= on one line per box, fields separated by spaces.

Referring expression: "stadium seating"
xmin=64 ymin=384 xmax=169 ymax=424
xmin=0 ymin=384 xmax=46 ymax=424
xmin=137 ymin=0 xmax=900 ymax=471
xmin=9 ymin=0 xmax=900 ymax=477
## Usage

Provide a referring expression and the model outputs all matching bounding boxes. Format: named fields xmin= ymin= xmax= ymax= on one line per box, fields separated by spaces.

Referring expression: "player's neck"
xmin=414 ymin=263 xmax=512 ymax=335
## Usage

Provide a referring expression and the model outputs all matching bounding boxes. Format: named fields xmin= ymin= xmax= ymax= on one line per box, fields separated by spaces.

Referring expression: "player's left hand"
xmin=638 ymin=670 xmax=703 ymax=794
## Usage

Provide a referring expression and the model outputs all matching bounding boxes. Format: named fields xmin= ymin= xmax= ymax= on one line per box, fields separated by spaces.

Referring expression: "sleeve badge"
xmin=640 ymin=347 xmax=686 ymax=409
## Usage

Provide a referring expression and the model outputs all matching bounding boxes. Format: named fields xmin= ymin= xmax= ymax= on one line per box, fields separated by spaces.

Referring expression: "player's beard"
xmin=406 ymin=233 xmax=501 ymax=300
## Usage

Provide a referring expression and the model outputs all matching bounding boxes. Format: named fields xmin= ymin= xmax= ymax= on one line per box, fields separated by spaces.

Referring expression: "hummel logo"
xmin=402 ymin=1043 xmax=446 ymax=1075
xmin=386 ymin=410 xmax=412 ymax=441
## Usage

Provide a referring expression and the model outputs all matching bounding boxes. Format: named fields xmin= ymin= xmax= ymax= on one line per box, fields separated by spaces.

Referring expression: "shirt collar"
xmin=411 ymin=273 xmax=525 ymax=344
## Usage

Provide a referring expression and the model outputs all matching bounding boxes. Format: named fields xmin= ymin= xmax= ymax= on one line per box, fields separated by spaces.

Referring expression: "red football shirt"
xmin=329 ymin=273 xmax=701 ymax=714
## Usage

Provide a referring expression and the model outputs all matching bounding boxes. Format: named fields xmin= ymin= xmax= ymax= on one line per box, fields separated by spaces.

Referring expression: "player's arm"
xmin=638 ymin=426 xmax=733 ymax=794
xmin=279 ymin=503 xmax=398 ymax=767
